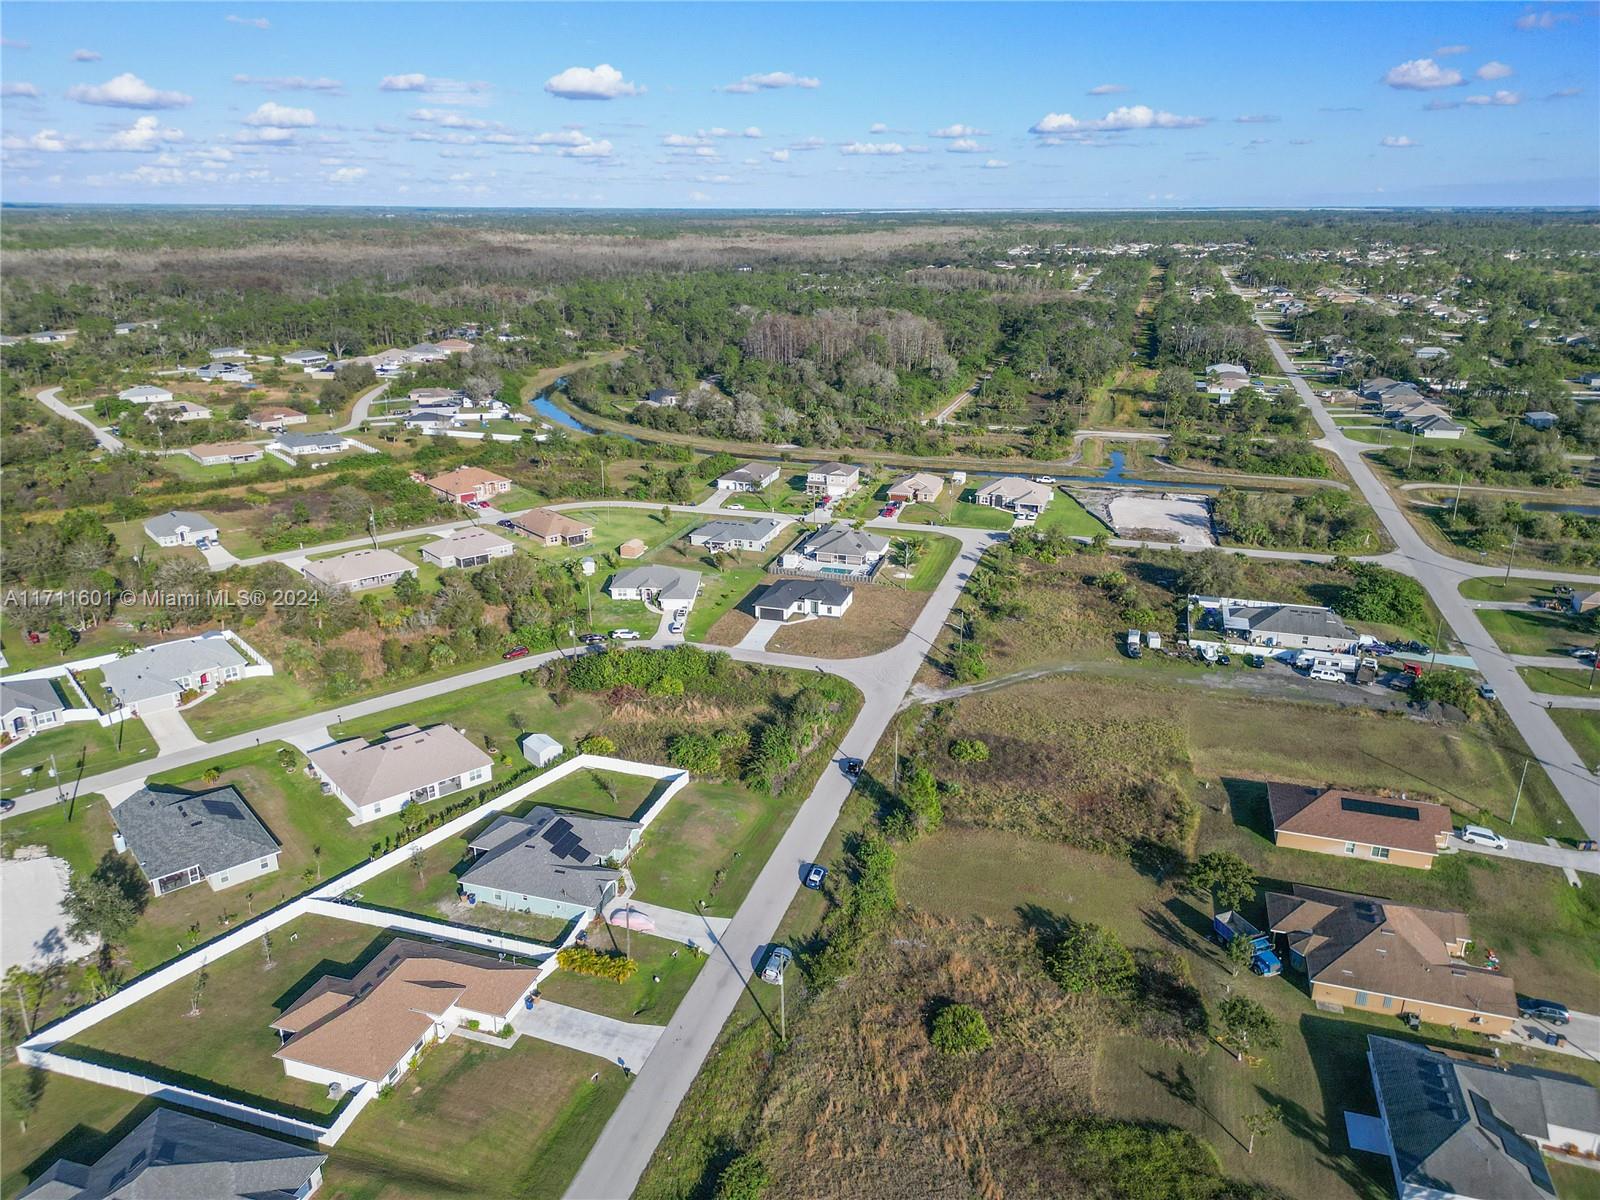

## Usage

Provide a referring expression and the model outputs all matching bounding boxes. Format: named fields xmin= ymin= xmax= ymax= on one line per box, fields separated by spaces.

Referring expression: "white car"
xmin=610 ymin=628 xmax=641 ymax=641
xmin=1032 ymin=475 xmax=1058 ymax=485
xmin=1457 ymin=825 xmax=1507 ymax=850
xmin=760 ymin=945 xmax=793 ymax=984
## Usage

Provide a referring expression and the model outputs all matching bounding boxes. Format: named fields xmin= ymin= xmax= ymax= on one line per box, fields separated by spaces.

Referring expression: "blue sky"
xmin=1 ymin=2 xmax=1595 ymax=208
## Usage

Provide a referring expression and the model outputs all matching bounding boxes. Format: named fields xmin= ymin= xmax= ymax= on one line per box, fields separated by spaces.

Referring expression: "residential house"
xmin=197 ymin=363 xmax=253 ymax=384
xmin=280 ymin=349 xmax=329 ymax=369
xmin=1219 ymin=599 xmax=1360 ymax=653
xmin=753 ymin=578 xmax=854 ymax=621
xmin=1569 ymin=591 xmax=1600 ymax=616
xmin=510 ymin=508 xmax=593 ymax=546
xmin=143 ymin=510 xmax=219 ymax=547
xmin=520 ymin=733 xmax=563 ymax=767
xmin=16 ymin=1106 xmax=327 ymax=1200
xmin=302 ymin=548 xmax=417 ymax=593
xmin=1414 ymin=346 xmax=1449 ymax=362
xmin=607 ymin=565 xmax=702 ymax=610
xmin=779 ymin=525 xmax=889 ymax=575
xmin=99 ymin=633 xmax=247 ymax=713
xmin=308 ymin=723 xmax=492 ymax=824
xmin=1266 ymin=783 xmax=1452 ymax=869
xmin=1208 ymin=362 xmax=1249 ymax=377
xmin=401 ymin=410 xmax=455 ymax=433
xmin=30 ymin=330 xmax=69 ymax=343
xmin=112 ymin=321 xmax=142 ymax=336
xmin=117 ymin=384 xmax=174 ymax=405
xmin=688 ymin=517 xmax=786 ymax=553
xmin=641 ymin=386 xmax=681 ymax=408
xmin=186 ymin=441 xmax=264 ymax=467
xmin=271 ymin=431 xmax=348 ymax=458
xmin=886 ymin=472 xmax=943 ymax=504
xmin=145 ymin=400 xmax=212 ymax=423
xmin=420 ymin=527 xmax=515 ymax=569
xmin=1204 ymin=371 xmax=1251 ymax=403
xmin=1523 ymin=411 xmax=1559 ymax=431
xmin=974 ymin=476 xmax=1055 ymax=515
xmin=806 ymin=462 xmax=861 ymax=498
xmin=404 ymin=342 xmax=450 ymax=362
xmin=246 ymin=405 xmax=308 ymax=430
xmin=1365 ymin=1035 xmax=1600 ymax=1200
xmin=1266 ymin=884 xmax=1518 ymax=1033
xmin=114 ymin=784 xmax=281 ymax=896
xmin=459 ymin=807 xmax=641 ymax=921
xmin=434 ymin=337 xmax=474 ymax=354
xmin=1407 ymin=412 xmax=1466 ymax=440
xmin=714 ymin=462 xmax=781 ymax=492
xmin=423 ymin=467 xmax=512 ymax=505
xmin=409 ymin=387 xmax=463 ymax=407
xmin=209 ymin=347 xmax=250 ymax=360
xmin=1 ymin=678 xmax=67 ymax=738
xmin=271 ymin=939 xmax=535 ymax=1091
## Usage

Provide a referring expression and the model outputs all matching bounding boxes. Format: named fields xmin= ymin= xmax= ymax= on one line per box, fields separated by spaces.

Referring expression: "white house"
xmin=1 ymin=678 xmax=67 ymax=739
xmin=779 ymin=525 xmax=889 ymax=575
xmin=419 ymin=527 xmax=515 ymax=569
xmin=145 ymin=400 xmax=212 ymax=423
xmin=687 ymin=517 xmax=786 ymax=553
xmin=753 ymin=578 xmax=854 ymax=621
xmin=607 ymin=565 xmax=702 ymax=611
xmin=185 ymin=441 xmax=264 ymax=467
xmin=280 ymin=349 xmax=329 ymax=369
xmin=714 ymin=462 xmax=781 ymax=492
xmin=98 ymin=633 xmax=248 ymax=713
xmin=271 ymin=431 xmax=349 ymax=458
xmin=1218 ymin=598 xmax=1360 ymax=654
xmin=974 ymin=476 xmax=1054 ymax=515
xmin=117 ymin=384 xmax=174 ymax=405
xmin=302 ymin=548 xmax=417 ymax=593
xmin=196 ymin=363 xmax=253 ymax=384
xmin=308 ymin=723 xmax=492 ymax=824
xmin=806 ymin=462 xmax=861 ymax=498
xmin=142 ymin=510 xmax=219 ymax=547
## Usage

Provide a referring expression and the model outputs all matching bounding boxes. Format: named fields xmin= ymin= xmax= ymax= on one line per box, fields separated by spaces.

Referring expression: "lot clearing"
xmin=1102 ymin=491 xmax=1216 ymax=547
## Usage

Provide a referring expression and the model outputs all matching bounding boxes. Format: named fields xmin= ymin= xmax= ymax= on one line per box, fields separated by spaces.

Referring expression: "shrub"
xmin=556 ymin=945 xmax=638 ymax=983
xmin=713 ymin=1154 xmax=769 ymax=1200
xmin=1411 ymin=667 xmax=1477 ymax=709
xmin=668 ymin=731 xmax=725 ymax=774
xmin=1336 ymin=562 xmax=1427 ymax=627
xmin=579 ymin=734 xmax=617 ymax=756
xmin=1047 ymin=920 xmax=1135 ymax=998
xmin=930 ymin=1002 xmax=993 ymax=1054
xmin=1188 ymin=851 xmax=1256 ymax=913
xmin=948 ymin=737 xmax=989 ymax=763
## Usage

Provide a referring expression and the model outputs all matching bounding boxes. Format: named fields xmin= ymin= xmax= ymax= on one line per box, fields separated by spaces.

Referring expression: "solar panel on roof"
xmin=551 ymin=831 xmax=582 ymax=859
xmin=568 ymin=846 xmax=592 ymax=864
xmin=541 ymin=817 xmax=573 ymax=845
xmin=1341 ymin=796 xmax=1422 ymax=822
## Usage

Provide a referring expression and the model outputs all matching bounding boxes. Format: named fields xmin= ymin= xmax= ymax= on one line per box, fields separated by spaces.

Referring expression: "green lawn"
xmin=1036 ymin=493 xmax=1111 ymax=538
xmin=538 ymin=929 xmax=706 ymax=1024
xmin=898 ymin=496 xmax=1015 ymax=530
xmin=1551 ymin=708 xmax=1600 ymax=772
xmin=183 ymin=674 xmax=320 ymax=741
xmin=542 ymin=508 xmax=699 ymax=562
xmin=324 ymin=1035 xmax=630 ymax=1200
xmin=683 ymin=564 xmax=769 ymax=642
xmin=1477 ymin=608 xmax=1594 ymax=658
xmin=1 ymin=719 xmax=158 ymax=800
xmin=886 ymin=531 xmax=962 ymax=592
xmin=0 ymin=623 xmax=134 ymax=672
xmin=61 ymin=916 xmax=397 ymax=1121
xmin=0 ymin=1071 xmax=147 ymax=1200
xmin=1519 ymin=665 xmax=1600 ymax=696
xmin=1458 ymin=578 xmax=1569 ymax=604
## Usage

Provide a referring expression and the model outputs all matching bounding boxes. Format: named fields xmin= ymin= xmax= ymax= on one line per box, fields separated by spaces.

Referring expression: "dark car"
xmin=579 ymin=633 xmax=607 ymax=646
xmin=497 ymin=519 xmax=517 ymax=530
xmin=1519 ymin=998 xmax=1570 ymax=1025
xmin=501 ymin=646 xmax=531 ymax=660
xmin=0 ymin=799 xmax=14 ymax=813
xmin=803 ymin=864 xmax=828 ymax=890
xmin=841 ymin=757 xmax=864 ymax=779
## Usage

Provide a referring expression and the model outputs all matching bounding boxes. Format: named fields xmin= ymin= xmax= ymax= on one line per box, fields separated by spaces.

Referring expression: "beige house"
xmin=302 ymin=548 xmax=417 ymax=593
xmin=308 ymin=723 xmax=492 ymax=823
xmin=1267 ymin=783 xmax=1451 ymax=869
xmin=246 ymin=405 xmax=308 ymax=430
xmin=512 ymin=508 xmax=593 ymax=546
xmin=805 ymin=462 xmax=861 ymax=497
xmin=420 ymin=527 xmax=515 ymax=568
xmin=423 ymin=467 xmax=512 ymax=505
xmin=185 ymin=441 xmax=263 ymax=467
xmin=975 ymin=476 xmax=1054 ymax=515
xmin=886 ymin=472 xmax=943 ymax=504
xmin=1267 ymin=885 xmax=1517 ymax=1034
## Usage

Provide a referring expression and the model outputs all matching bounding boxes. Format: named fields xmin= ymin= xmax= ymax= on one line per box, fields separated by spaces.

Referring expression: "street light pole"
xmin=1511 ymin=758 xmax=1530 ymax=827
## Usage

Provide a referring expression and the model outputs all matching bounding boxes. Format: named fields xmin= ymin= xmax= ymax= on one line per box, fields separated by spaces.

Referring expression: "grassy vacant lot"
xmin=898 ymin=494 xmax=1014 ymax=530
xmin=1551 ymin=709 xmax=1600 ymax=771
xmin=1519 ymin=665 xmax=1599 ymax=696
xmin=1477 ymin=607 xmax=1594 ymax=658
xmin=538 ymin=928 xmax=706 ymax=1024
xmin=1458 ymin=577 xmax=1571 ymax=604
xmin=0 ymin=622 xmax=142 ymax=672
xmin=764 ymin=585 xmax=932 ymax=658
xmin=183 ymin=674 xmax=319 ymax=741
xmin=324 ymin=1035 xmax=631 ymax=1200
xmin=552 ymin=507 xmax=699 ymax=561
xmin=1 ymin=718 xmax=158 ymax=800
xmin=61 ymin=916 xmax=398 ymax=1120
xmin=1037 ymin=493 xmax=1110 ymax=537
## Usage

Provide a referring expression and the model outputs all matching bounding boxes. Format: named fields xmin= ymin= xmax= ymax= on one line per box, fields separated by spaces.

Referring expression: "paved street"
xmin=35 ymin=386 xmax=124 ymax=452
xmin=1443 ymin=834 xmax=1600 ymax=877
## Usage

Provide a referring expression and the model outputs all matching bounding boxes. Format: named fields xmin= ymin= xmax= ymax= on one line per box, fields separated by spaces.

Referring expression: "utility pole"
xmin=368 ymin=507 xmax=378 ymax=550
xmin=1503 ymin=530 xmax=1519 ymax=583
xmin=1452 ymin=470 xmax=1466 ymax=519
xmin=1511 ymin=758 xmax=1530 ymax=826
xmin=1589 ymin=643 xmax=1598 ymax=691
xmin=1406 ymin=428 xmax=1418 ymax=471
xmin=778 ymin=969 xmax=786 ymax=1043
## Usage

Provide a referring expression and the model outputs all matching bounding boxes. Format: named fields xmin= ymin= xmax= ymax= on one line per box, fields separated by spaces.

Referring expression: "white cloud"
xmin=932 ymin=123 xmax=986 ymax=138
xmin=1380 ymin=135 xmax=1419 ymax=147
xmin=1087 ymin=83 xmax=1129 ymax=95
xmin=67 ymin=72 xmax=192 ymax=109
xmin=236 ymin=126 xmax=296 ymax=143
xmin=792 ymin=135 xmax=825 ymax=150
xmin=1 ymin=129 xmax=69 ymax=152
xmin=530 ymin=129 xmax=590 ymax=145
xmin=769 ymin=148 xmax=790 ymax=162
xmin=981 ymin=158 xmax=1008 ymax=169
xmin=328 ymin=166 xmax=367 ymax=183
xmin=869 ymin=121 xmax=888 ymax=134
xmin=379 ymin=74 xmax=490 ymax=104
xmin=1514 ymin=8 xmax=1576 ymax=29
xmin=225 ymin=14 xmax=270 ymax=29
xmin=1547 ymin=86 xmax=1583 ymax=99
xmin=1464 ymin=89 xmax=1522 ymax=105
xmin=412 ymin=108 xmax=491 ymax=128
xmin=663 ymin=132 xmax=710 ymax=147
xmin=105 ymin=114 xmax=185 ymax=151
xmin=946 ymin=138 xmax=990 ymax=153
xmin=1383 ymin=58 xmax=1464 ymax=89
xmin=0 ymin=82 xmax=41 ymax=98
xmin=234 ymin=74 xmax=344 ymax=93
xmin=1234 ymin=113 xmax=1279 ymax=124
xmin=1 ymin=37 xmax=30 ymax=49
xmin=722 ymin=70 xmax=820 ymax=93
xmin=1030 ymin=105 xmax=1206 ymax=134
xmin=246 ymin=101 xmax=316 ymax=127
xmin=557 ymin=136 xmax=613 ymax=157
xmin=1476 ymin=60 xmax=1514 ymax=79
xmin=840 ymin=141 xmax=906 ymax=155
xmin=71 ymin=48 xmax=101 ymax=62
xmin=1434 ymin=44 xmax=1470 ymax=55
xmin=544 ymin=64 xmax=643 ymax=100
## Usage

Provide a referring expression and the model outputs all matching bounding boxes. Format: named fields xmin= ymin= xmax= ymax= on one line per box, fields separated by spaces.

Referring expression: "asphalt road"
xmin=35 ymin=386 xmax=125 ymax=452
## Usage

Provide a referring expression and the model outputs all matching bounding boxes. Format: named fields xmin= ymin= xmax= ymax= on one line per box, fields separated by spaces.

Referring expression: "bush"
xmin=1047 ymin=920 xmax=1135 ymax=998
xmin=1336 ymin=562 xmax=1427 ymax=627
xmin=713 ymin=1154 xmax=769 ymax=1200
xmin=930 ymin=1002 xmax=993 ymax=1054
xmin=1410 ymin=667 xmax=1477 ymax=709
xmin=669 ymin=731 xmax=725 ymax=774
xmin=1188 ymin=851 xmax=1255 ymax=912
xmin=579 ymin=734 xmax=617 ymax=755
xmin=556 ymin=945 xmax=638 ymax=982
xmin=948 ymin=737 xmax=989 ymax=763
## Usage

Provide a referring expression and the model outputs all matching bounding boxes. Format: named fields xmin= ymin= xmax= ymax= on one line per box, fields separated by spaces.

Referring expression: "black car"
xmin=1518 ymin=998 xmax=1570 ymax=1025
xmin=841 ymin=757 xmax=864 ymax=779
xmin=579 ymin=633 xmax=607 ymax=646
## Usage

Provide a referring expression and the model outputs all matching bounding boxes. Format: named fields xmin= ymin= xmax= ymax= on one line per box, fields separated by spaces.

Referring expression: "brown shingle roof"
xmin=1267 ymin=782 xmax=1451 ymax=855
xmin=513 ymin=508 xmax=593 ymax=540
xmin=424 ymin=466 xmax=510 ymax=495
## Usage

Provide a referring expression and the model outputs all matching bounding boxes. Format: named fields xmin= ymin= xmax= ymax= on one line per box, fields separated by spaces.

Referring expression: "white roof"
xmin=423 ymin=527 xmax=513 ymax=558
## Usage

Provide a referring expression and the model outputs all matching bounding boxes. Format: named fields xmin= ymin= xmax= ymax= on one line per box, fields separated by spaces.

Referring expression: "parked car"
xmin=1032 ymin=475 xmax=1058 ymax=485
xmin=1310 ymin=668 xmax=1343 ymax=683
xmin=1478 ymin=683 xmax=1497 ymax=701
xmin=473 ymin=499 xmax=492 ymax=509
xmin=668 ymin=620 xmax=684 ymax=635
xmin=579 ymin=633 xmax=607 ymax=646
xmin=1457 ymin=825 xmax=1508 ymax=850
xmin=841 ymin=757 xmax=864 ymax=779
xmin=1246 ymin=654 xmax=1265 ymax=668
xmin=195 ymin=538 xmax=210 ymax=550
xmin=1518 ymin=997 xmax=1571 ymax=1025
xmin=611 ymin=628 xmax=640 ymax=641
xmin=501 ymin=646 xmax=530 ymax=660
xmin=804 ymin=864 xmax=828 ymax=890
xmin=880 ymin=507 xmax=896 ymax=518
xmin=497 ymin=519 xmax=517 ymax=530
xmin=760 ymin=945 xmax=793 ymax=984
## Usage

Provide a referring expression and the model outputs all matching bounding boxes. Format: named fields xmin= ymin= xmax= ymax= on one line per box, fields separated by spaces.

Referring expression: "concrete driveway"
xmin=512 ymin=999 xmax=664 ymax=1072
xmin=1498 ymin=1009 xmax=1600 ymax=1065
xmin=606 ymin=900 xmax=730 ymax=949
xmin=1445 ymin=833 xmax=1600 ymax=877
xmin=0 ymin=855 xmax=99 ymax=974
xmin=139 ymin=708 xmax=202 ymax=756
xmin=736 ymin=619 xmax=783 ymax=651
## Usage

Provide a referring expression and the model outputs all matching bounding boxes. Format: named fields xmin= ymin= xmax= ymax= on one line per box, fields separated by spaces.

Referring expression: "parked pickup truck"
xmin=1211 ymin=910 xmax=1283 ymax=977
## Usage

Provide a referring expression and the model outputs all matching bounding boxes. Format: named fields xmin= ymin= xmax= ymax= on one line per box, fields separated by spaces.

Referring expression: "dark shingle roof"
xmin=756 ymin=578 xmax=853 ymax=612
xmin=460 ymin=807 xmax=637 ymax=906
xmin=114 ymin=785 xmax=280 ymax=882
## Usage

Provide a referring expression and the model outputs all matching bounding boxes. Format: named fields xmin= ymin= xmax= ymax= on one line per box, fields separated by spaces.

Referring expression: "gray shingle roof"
xmin=114 ymin=785 xmax=280 ymax=882
xmin=99 ymin=636 xmax=247 ymax=706
xmin=609 ymin=565 xmax=702 ymax=603
xmin=689 ymin=518 xmax=784 ymax=546
xmin=794 ymin=527 xmax=889 ymax=560
xmin=17 ymin=1106 xmax=324 ymax=1200
xmin=143 ymin=510 xmax=217 ymax=540
xmin=1240 ymin=604 xmax=1358 ymax=641
xmin=0 ymin=677 xmax=67 ymax=720
xmin=274 ymin=431 xmax=346 ymax=452
xmin=460 ymin=807 xmax=637 ymax=906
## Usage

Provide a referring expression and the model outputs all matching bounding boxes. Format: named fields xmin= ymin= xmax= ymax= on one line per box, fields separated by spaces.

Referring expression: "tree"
xmin=1411 ymin=668 xmax=1477 ymax=709
xmin=1047 ymin=921 xmax=1135 ymax=998
xmin=393 ymin=571 xmax=422 ymax=606
xmin=1336 ymin=563 xmax=1426 ymax=627
xmin=62 ymin=853 xmax=147 ymax=946
xmin=1243 ymin=1105 xmax=1283 ymax=1155
xmin=659 ymin=504 xmax=673 ymax=526
xmin=1217 ymin=995 xmax=1280 ymax=1055
xmin=1225 ymin=930 xmax=1256 ymax=977
xmin=276 ymin=746 xmax=299 ymax=773
xmin=1177 ymin=548 xmax=1242 ymax=598
xmin=4 ymin=966 xmax=45 ymax=1037
xmin=930 ymin=1002 xmax=993 ymax=1054
xmin=187 ymin=966 xmax=209 ymax=1017
xmin=714 ymin=1154 xmax=769 ymax=1200
xmin=898 ymin=762 xmax=944 ymax=837
xmin=1189 ymin=851 xmax=1256 ymax=913
xmin=2 ymin=1066 xmax=46 ymax=1133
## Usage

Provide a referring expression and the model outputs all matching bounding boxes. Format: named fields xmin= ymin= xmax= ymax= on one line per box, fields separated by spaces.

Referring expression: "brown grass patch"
xmin=765 ymin=585 xmax=932 ymax=658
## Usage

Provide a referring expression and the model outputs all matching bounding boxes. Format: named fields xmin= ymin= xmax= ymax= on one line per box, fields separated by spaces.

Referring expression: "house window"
xmin=1370 ymin=846 xmax=1390 ymax=860
xmin=1344 ymin=841 xmax=1357 ymax=854
xmin=259 ymin=859 xmax=270 ymax=869
xmin=1354 ymin=991 xmax=1369 ymax=1006
xmin=1382 ymin=995 xmax=1393 ymax=1009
